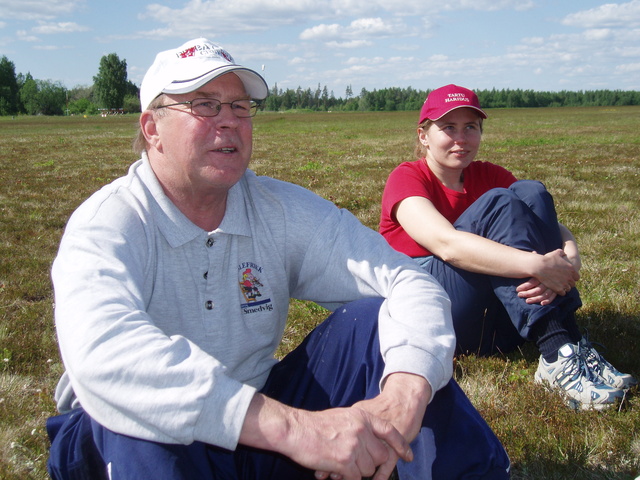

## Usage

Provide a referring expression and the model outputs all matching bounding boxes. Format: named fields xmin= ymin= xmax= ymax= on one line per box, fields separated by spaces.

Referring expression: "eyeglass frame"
xmin=154 ymin=97 xmax=262 ymax=118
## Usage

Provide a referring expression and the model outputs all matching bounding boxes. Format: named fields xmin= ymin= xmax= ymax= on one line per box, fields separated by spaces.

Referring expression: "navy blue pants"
xmin=47 ymin=298 xmax=510 ymax=479
xmin=417 ymin=180 xmax=582 ymax=356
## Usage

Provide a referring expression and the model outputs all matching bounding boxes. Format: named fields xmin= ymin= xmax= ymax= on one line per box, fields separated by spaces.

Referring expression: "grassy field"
xmin=1 ymin=106 xmax=639 ymax=479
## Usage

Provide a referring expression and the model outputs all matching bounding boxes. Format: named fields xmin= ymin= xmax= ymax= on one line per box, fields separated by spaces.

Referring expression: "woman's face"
xmin=419 ymin=108 xmax=483 ymax=173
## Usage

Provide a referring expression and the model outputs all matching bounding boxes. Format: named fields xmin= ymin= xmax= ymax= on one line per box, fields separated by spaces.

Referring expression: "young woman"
xmin=380 ymin=84 xmax=636 ymax=410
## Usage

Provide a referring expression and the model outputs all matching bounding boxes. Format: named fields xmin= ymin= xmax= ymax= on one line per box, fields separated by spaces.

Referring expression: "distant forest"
xmin=262 ymin=84 xmax=640 ymax=113
xmin=3 ymin=50 xmax=640 ymax=115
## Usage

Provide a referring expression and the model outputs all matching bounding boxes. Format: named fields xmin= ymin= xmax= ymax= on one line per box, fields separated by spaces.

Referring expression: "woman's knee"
xmin=509 ymin=179 xmax=551 ymax=203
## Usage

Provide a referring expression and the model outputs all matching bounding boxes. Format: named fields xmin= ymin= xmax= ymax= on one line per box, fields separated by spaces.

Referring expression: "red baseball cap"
xmin=419 ymin=84 xmax=487 ymax=124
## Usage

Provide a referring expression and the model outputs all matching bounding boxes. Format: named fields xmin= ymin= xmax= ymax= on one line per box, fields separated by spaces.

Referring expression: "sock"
xmin=532 ymin=311 xmax=575 ymax=363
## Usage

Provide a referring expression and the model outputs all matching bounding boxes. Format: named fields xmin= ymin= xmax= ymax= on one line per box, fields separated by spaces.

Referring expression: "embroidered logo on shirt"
xmin=238 ymin=262 xmax=273 ymax=313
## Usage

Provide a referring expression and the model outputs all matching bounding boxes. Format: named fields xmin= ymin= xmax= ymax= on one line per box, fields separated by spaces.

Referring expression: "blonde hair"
xmin=132 ymin=95 xmax=168 ymax=155
xmin=414 ymin=119 xmax=433 ymax=160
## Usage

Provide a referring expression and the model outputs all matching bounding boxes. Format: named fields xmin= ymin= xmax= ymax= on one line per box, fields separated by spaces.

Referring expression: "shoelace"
xmin=578 ymin=333 xmax=611 ymax=378
xmin=562 ymin=346 xmax=603 ymax=384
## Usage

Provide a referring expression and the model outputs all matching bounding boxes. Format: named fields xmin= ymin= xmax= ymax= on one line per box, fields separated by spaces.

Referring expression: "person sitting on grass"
xmin=45 ymin=41 xmax=511 ymax=480
xmin=379 ymin=84 xmax=637 ymax=411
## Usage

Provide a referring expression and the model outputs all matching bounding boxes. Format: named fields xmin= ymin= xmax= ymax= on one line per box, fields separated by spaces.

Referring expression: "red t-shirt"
xmin=380 ymin=160 xmax=517 ymax=257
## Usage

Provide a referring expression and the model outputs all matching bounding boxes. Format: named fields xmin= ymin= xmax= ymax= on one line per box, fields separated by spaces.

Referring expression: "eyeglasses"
xmin=155 ymin=98 xmax=260 ymax=118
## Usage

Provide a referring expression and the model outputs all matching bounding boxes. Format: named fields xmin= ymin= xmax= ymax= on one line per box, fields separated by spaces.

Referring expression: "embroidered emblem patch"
xmin=238 ymin=262 xmax=273 ymax=313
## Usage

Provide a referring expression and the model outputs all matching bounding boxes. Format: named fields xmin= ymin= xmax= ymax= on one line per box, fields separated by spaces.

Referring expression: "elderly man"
xmin=46 ymin=38 xmax=510 ymax=480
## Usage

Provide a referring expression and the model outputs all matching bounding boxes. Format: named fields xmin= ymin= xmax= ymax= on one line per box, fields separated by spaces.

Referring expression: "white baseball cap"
xmin=139 ymin=38 xmax=268 ymax=111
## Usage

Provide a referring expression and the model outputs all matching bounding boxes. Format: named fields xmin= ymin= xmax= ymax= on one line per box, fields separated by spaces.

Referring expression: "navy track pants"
xmin=47 ymin=297 xmax=510 ymax=479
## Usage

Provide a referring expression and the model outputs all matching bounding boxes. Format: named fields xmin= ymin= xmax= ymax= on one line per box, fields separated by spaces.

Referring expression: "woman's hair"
xmin=414 ymin=119 xmax=433 ymax=160
xmin=132 ymin=95 xmax=168 ymax=155
xmin=414 ymin=114 xmax=484 ymax=160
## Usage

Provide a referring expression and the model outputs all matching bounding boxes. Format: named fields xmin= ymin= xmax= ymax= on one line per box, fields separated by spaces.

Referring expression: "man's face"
xmin=147 ymin=72 xmax=254 ymax=197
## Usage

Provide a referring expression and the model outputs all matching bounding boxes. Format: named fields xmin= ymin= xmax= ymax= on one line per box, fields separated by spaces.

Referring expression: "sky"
xmin=1 ymin=0 xmax=640 ymax=98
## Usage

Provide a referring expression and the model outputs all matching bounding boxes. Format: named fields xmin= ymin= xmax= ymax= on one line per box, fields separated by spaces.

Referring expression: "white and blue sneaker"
xmin=535 ymin=343 xmax=624 ymax=411
xmin=579 ymin=337 xmax=638 ymax=390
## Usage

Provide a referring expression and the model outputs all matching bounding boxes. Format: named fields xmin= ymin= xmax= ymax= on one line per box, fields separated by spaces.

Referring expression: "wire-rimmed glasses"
xmin=156 ymin=98 xmax=260 ymax=118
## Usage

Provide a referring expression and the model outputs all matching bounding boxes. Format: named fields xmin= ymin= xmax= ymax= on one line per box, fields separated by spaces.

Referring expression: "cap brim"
xmin=430 ymin=105 xmax=487 ymax=121
xmin=163 ymin=65 xmax=268 ymax=100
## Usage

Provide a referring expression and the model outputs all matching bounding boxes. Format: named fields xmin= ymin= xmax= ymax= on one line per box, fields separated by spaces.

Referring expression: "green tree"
xmin=19 ymin=73 xmax=39 ymax=115
xmin=122 ymin=94 xmax=140 ymax=113
xmin=93 ymin=53 xmax=128 ymax=109
xmin=0 ymin=56 xmax=20 ymax=115
xmin=68 ymin=85 xmax=94 ymax=103
xmin=36 ymin=79 xmax=67 ymax=115
xmin=18 ymin=75 xmax=67 ymax=115
xmin=345 ymin=84 xmax=353 ymax=100
xmin=68 ymin=98 xmax=92 ymax=115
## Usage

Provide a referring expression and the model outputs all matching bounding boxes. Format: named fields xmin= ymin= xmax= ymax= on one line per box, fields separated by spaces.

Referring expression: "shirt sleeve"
xmin=381 ymin=162 xmax=433 ymax=222
xmin=380 ymin=161 xmax=435 ymax=257
xmin=282 ymin=185 xmax=455 ymax=397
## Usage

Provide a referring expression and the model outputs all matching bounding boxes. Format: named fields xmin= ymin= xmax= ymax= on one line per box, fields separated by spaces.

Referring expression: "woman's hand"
xmin=528 ymin=249 xmax=579 ymax=295
xmin=517 ymin=278 xmax=558 ymax=305
xmin=518 ymin=248 xmax=580 ymax=304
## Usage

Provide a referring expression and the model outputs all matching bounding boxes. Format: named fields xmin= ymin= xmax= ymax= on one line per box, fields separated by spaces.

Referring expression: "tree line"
xmin=2 ymin=53 xmax=640 ymax=116
xmin=0 ymin=54 xmax=139 ymax=116
xmin=265 ymin=84 xmax=640 ymax=112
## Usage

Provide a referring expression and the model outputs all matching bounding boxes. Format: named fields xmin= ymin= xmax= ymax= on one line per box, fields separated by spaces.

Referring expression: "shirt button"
xmin=205 ymin=300 xmax=213 ymax=310
xmin=206 ymin=238 xmax=214 ymax=247
xmin=203 ymin=271 xmax=208 ymax=279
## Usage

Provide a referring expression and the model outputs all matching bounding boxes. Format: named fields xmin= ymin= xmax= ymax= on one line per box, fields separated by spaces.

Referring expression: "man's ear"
xmin=140 ymin=110 xmax=162 ymax=151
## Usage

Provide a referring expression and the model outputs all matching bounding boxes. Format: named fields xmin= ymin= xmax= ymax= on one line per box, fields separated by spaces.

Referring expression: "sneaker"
xmin=535 ymin=343 xmax=624 ymax=411
xmin=579 ymin=337 xmax=638 ymax=390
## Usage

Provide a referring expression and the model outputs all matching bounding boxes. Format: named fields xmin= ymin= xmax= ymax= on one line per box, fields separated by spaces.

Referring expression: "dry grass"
xmin=1 ymin=107 xmax=639 ymax=479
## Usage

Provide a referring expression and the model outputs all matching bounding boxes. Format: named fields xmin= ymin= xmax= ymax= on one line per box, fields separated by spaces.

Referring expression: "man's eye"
xmin=198 ymin=101 xmax=217 ymax=109
xmin=232 ymin=101 xmax=250 ymax=111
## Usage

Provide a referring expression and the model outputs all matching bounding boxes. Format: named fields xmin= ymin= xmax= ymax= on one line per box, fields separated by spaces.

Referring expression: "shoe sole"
xmin=534 ymin=372 xmax=620 ymax=411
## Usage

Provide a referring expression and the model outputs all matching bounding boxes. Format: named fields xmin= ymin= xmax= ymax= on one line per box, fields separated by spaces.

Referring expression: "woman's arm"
xmin=560 ymin=223 xmax=582 ymax=271
xmin=395 ymin=196 xmax=579 ymax=295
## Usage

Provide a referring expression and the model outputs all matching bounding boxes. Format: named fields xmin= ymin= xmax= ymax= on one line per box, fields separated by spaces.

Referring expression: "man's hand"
xmin=315 ymin=373 xmax=432 ymax=480
xmin=356 ymin=373 xmax=431 ymax=441
xmin=240 ymin=393 xmax=413 ymax=480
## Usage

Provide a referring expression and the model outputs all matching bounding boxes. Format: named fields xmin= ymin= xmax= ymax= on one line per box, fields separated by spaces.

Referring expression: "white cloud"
xmin=326 ymin=40 xmax=372 ymax=48
xmin=141 ymin=0 xmax=325 ymax=37
xmin=289 ymin=57 xmax=309 ymax=65
xmin=562 ymin=0 xmax=640 ymax=28
xmin=521 ymin=36 xmax=545 ymax=46
xmin=438 ymin=0 xmax=534 ymax=12
xmin=138 ymin=0 xmax=533 ymax=40
xmin=0 ymin=0 xmax=83 ymax=21
xmin=583 ymin=28 xmax=613 ymax=41
xmin=300 ymin=23 xmax=342 ymax=40
xmin=34 ymin=44 xmax=63 ymax=50
xmin=300 ymin=17 xmax=406 ymax=43
xmin=345 ymin=56 xmax=385 ymax=65
xmin=616 ymin=62 xmax=640 ymax=72
xmin=16 ymin=30 xmax=40 ymax=42
xmin=32 ymin=21 xmax=89 ymax=34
